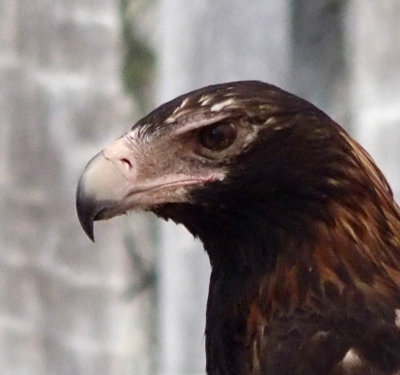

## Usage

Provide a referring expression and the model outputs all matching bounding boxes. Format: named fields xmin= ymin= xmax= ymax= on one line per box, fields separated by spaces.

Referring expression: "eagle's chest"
xmin=205 ymin=271 xmax=400 ymax=375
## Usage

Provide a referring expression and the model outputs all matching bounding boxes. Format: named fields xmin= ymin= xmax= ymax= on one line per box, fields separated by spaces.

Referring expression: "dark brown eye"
xmin=198 ymin=122 xmax=237 ymax=151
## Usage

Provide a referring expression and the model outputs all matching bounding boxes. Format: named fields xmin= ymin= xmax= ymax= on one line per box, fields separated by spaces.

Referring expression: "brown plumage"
xmin=76 ymin=81 xmax=400 ymax=374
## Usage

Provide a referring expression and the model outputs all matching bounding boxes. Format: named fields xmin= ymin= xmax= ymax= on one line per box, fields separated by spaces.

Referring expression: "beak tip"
xmin=88 ymin=232 xmax=96 ymax=243
xmin=76 ymin=177 xmax=97 ymax=243
xmin=76 ymin=199 xmax=96 ymax=242
xmin=83 ymin=220 xmax=96 ymax=243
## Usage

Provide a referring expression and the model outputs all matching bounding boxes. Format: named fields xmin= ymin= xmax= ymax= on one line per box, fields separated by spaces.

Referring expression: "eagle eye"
xmin=198 ymin=122 xmax=237 ymax=151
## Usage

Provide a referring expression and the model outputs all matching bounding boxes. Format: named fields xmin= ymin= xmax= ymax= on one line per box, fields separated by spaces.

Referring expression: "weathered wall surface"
xmin=291 ymin=0 xmax=350 ymax=125
xmin=0 ymin=1 xmax=155 ymax=374
xmin=346 ymin=0 xmax=400 ymax=197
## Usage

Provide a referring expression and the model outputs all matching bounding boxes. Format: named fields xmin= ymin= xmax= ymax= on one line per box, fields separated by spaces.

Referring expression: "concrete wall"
xmin=0 ymin=1 xmax=155 ymax=374
xmin=346 ymin=0 xmax=400 ymax=196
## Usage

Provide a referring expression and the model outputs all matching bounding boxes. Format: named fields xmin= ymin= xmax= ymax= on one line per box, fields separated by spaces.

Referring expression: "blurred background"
xmin=1 ymin=1 xmax=399 ymax=374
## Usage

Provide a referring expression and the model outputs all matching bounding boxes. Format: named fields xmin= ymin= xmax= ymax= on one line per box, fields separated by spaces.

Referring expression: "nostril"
xmin=121 ymin=158 xmax=132 ymax=170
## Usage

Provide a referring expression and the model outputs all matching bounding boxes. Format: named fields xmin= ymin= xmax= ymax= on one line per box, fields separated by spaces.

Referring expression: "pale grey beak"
xmin=76 ymin=151 xmax=129 ymax=241
xmin=76 ymin=134 xmax=213 ymax=241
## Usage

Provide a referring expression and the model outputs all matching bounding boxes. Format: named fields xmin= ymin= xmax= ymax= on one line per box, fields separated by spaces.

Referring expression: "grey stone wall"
xmin=291 ymin=0 xmax=350 ymax=125
xmin=0 ymin=1 xmax=155 ymax=375
xmin=346 ymin=0 xmax=400 ymax=197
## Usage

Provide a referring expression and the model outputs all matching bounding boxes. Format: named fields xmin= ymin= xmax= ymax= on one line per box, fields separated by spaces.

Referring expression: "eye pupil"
xmin=199 ymin=122 xmax=237 ymax=151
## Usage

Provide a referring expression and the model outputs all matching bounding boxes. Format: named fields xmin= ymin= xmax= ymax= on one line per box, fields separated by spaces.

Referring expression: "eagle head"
xmin=77 ymin=81 xmax=377 ymax=246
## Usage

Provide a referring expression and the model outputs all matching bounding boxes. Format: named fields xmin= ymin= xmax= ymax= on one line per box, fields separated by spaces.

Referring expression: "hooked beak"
xmin=76 ymin=136 xmax=140 ymax=242
xmin=76 ymin=135 xmax=217 ymax=242
xmin=76 ymin=151 xmax=129 ymax=242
